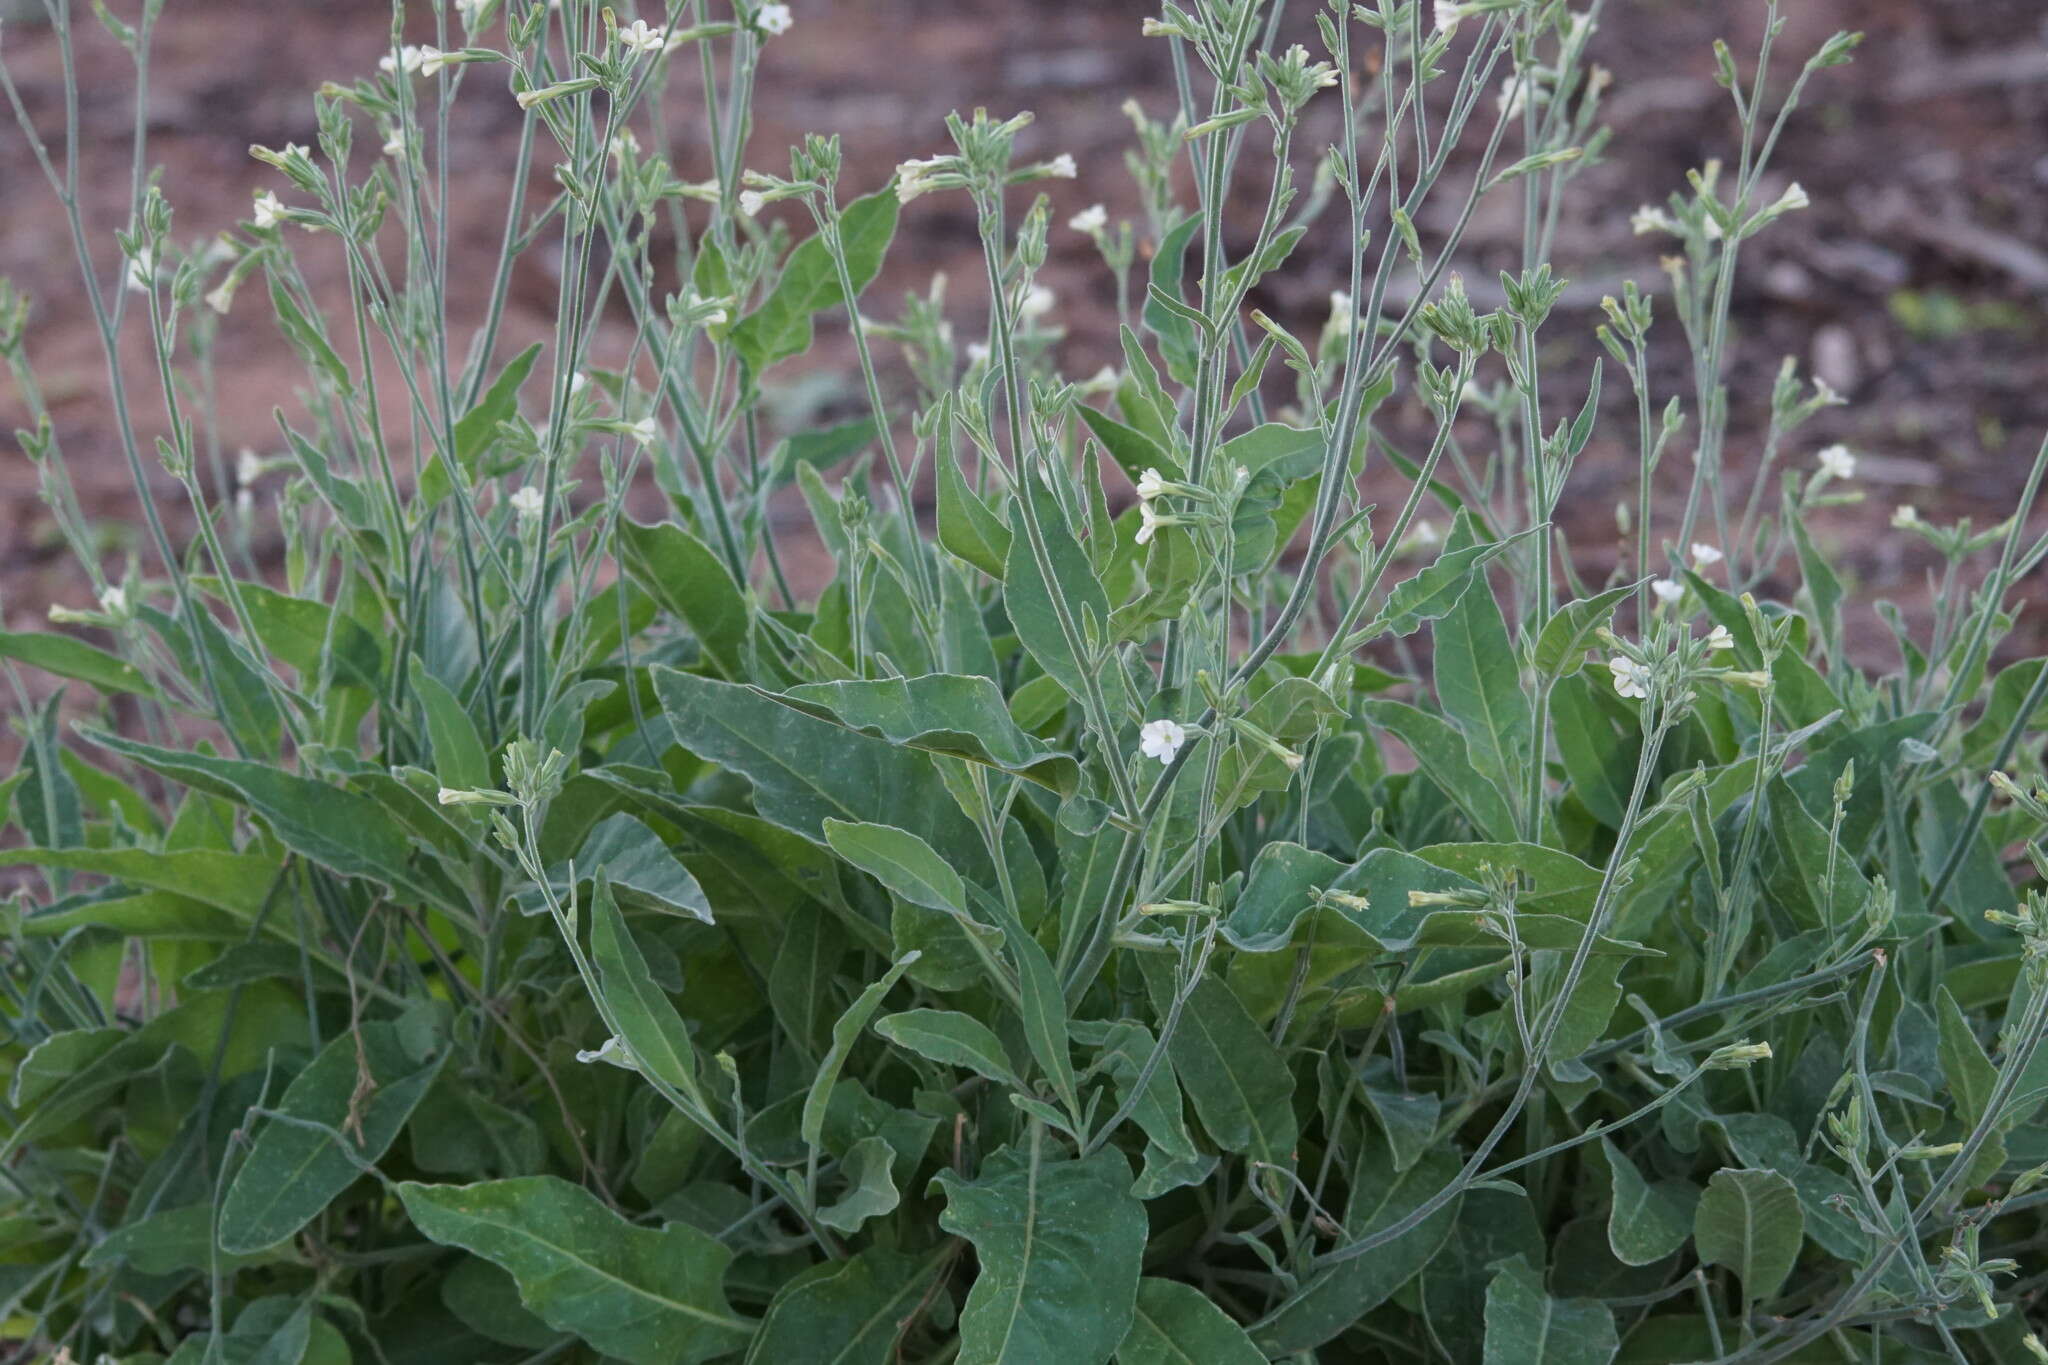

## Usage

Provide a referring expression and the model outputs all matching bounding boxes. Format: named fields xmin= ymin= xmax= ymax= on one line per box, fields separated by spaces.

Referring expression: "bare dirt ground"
xmin=2 ymin=0 xmax=2046 ymax=671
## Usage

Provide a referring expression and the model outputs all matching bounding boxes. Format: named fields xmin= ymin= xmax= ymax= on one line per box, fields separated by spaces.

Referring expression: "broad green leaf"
xmin=1960 ymin=656 xmax=2048 ymax=767
xmin=1359 ymin=700 xmax=1520 ymax=841
xmin=0 ymin=628 xmax=153 ymax=696
xmin=1138 ymin=957 xmax=1297 ymax=1163
xmin=1254 ymin=1147 xmax=1462 ymax=1353
xmin=1532 ymin=580 xmax=1644 ymax=683
xmin=1482 ymin=1254 xmax=1618 ymax=1365
xmin=746 ymin=1247 xmax=947 ymax=1365
xmin=877 ymin=1009 xmax=1023 ymax=1089
xmin=1117 ymin=1278 xmax=1265 ymax=1364
xmin=455 ymin=342 xmax=542 ymax=469
xmin=220 ymin=1018 xmax=447 ymax=1253
xmin=732 ymin=189 xmax=899 ymax=372
xmin=399 ymin=1176 xmax=751 ymax=1362
xmin=769 ymin=903 xmax=847 ymax=1057
xmin=1685 ymin=572 xmax=1839 ymax=728
xmin=1420 ymin=1187 xmax=1545 ymax=1364
xmin=1005 ymin=476 xmax=1118 ymax=709
xmin=1142 ymin=215 xmax=1202 ymax=385
xmin=443 ymin=1255 xmax=564 ymax=1350
xmin=163 ymin=1296 xmax=349 ymax=1365
xmin=1694 ymin=1167 xmax=1804 ymax=1302
xmin=1 ymin=846 xmax=279 ymax=921
xmin=825 ymin=819 xmax=968 ymax=915
xmin=82 ymin=729 xmax=447 ymax=906
xmin=1602 ymin=1138 xmax=1696 ymax=1266
xmin=817 ymin=1134 xmax=900 ymax=1233
xmin=619 ymin=519 xmax=750 ymax=679
xmin=1935 ymin=986 xmax=1998 ymax=1128
xmin=1081 ymin=403 xmax=1180 ymax=484
xmin=933 ymin=1144 xmax=1145 ymax=1365
xmin=411 ymin=663 xmax=489 ymax=792
xmin=769 ymin=415 xmax=877 ymax=489
xmin=656 ymin=669 xmax=987 ymax=876
xmin=1435 ymin=575 xmax=1531 ymax=804
xmin=84 ymin=1203 xmax=291 ymax=1276
xmin=779 ymin=674 xmax=1081 ymax=797
xmin=589 ymin=876 xmax=701 ymax=1099
xmin=567 ymin=812 xmax=713 ymax=920
xmin=802 ymin=951 xmax=918 ymax=1151
xmin=1352 ymin=521 xmax=1537 ymax=644
xmin=1078 ymin=1019 xmax=1199 ymax=1164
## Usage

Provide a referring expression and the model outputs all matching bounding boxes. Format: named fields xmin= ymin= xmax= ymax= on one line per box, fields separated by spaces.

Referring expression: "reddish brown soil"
xmin=2 ymin=0 xmax=2046 ymax=676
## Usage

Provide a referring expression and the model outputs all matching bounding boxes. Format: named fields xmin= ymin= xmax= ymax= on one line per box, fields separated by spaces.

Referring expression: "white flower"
xmin=1135 ymin=467 xmax=1168 ymax=501
xmin=1772 ymin=182 xmax=1810 ymax=215
xmin=1407 ymin=518 xmax=1441 ymax=548
xmin=1497 ymin=74 xmax=1536 ymax=119
xmin=416 ymin=46 xmax=450 ymax=76
xmin=1565 ymin=10 xmax=1595 ymax=48
xmin=1136 ymin=501 xmax=1166 ymax=545
xmin=1631 ymin=205 xmax=1679 ymax=236
xmin=1328 ymin=289 xmax=1354 ymax=335
xmin=98 ymin=584 xmax=128 ymax=616
xmin=965 ymin=342 xmax=991 ymax=366
xmin=237 ymin=448 xmax=264 ymax=488
xmin=1891 ymin=504 xmax=1920 ymax=529
xmin=1434 ymin=1 xmax=1464 ymax=31
xmin=1020 ymin=285 xmax=1056 ymax=321
xmin=627 ymin=417 xmax=661 ymax=447
xmin=1701 ymin=213 xmax=1724 ymax=242
xmin=456 ymin=0 xmax=491 ymax=30
xmin=618 ymin=20 xmax=668 ymax=54
xmin=1705 ymin=624 xmax=1734 ymax=653
xmin=252 ymin=191 xmax=285 ymax=230
xmin=1651 ymin=578 xmax=1684 ymax=604
xmin=895 ymin=156 xmax=949 ymax=203
xmin=124 ymin=249 xmax=158 ymax=294
xmin=1069 ymin=203 xmax=1108 ymax=235
xmin=1609 ymin=655 xmax=1652 ymax=700
xmin=378 ymin=45 xmax=414 ymax=74
xmin=1047 ymin=153 xmax=1078 ymax=179
xmin=575 ymin=1036 xmax=637 ymax=1069
xmin=1139 ymin=718 xmax=1187 ymax=765
xmin=756 ymin=3 xmax=793 ymax=35
xmin=610 ymin=128 xmax=640 ymax=161
xmin=570 ymin=371 xmax=589 ymax=396
xmin=1817 ymin=443 xmax=1857 ymax=480
xmin=1083 ymin=364 xmax=1119 ymax=392
xmin=1690 ymin=542 xmax=1724 ymax=568
xmin=739 ymin=189 xmax=767 ymax=217
xmin=382 ymin=129 xmax=407 ymax=159
xmin=510 ymin=484 xmax=545 ymax=520
xmin=235 ymin=487 xmax=254 ymax=518
xmin=204 ymin=282 xmax=237 ymax=316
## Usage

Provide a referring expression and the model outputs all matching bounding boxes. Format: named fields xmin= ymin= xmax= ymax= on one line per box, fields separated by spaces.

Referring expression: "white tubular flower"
xmin=756 ymin=3 xmax=793 ymax=35
xmin=610 ymin=128 xmax=640 ymax=161
xmin=1701 ymin=213 xmax=1724 ymax=242
xmin=382 ymin=129 xmax=408 ymax=159
xmin=378 ymin=45 xmax=416 ymax=75
xmin=575 ymin=1036 xmax=636 ymax=1069
xmin=1891 ymin=504 xmax=1920 ymax=529
xmin=1407 ymin=518 xmax=1441 ymax=549
xmin=739 ymin=189 xmax=767 ymax=217
xmin=1651 ymin=578 xmax=1684 ymax=604
xmin=235 ymin=487 xmax=254 ymax=518
xmin=1773 ymin=182 xmax=1810 ymax=215
xmin=415 ymin=46 xmax=450 ymax=76
xmin=1497 ymin=74 xmax=1532 ymax=119
xmin=1328 ymin=289 xmax=1354 ymax=335
xmin=1069 ymin=203 xmax=1108 ymax=234
xmin=569 ymin=371 xmax=589 ymax=396
xmin=510 ymin=485 xmax=545 ymax=521
xmin=456 ymin=0 xmax=490 ymax=30
xmin=98 ymin=584 xmax=128 ymax=617
xmin=1139 ymin=718 xmax=1187 ymax=766
xmin=895 ymin=156 xmax=948 ymax=203
xmin=124 ymin=249 xmax=158 ymax=294
xmin=618 ymin=20 xmax=668 ymax=55
xmin=204 ymin=282 xmax=237 ymax=316
xmin=964 ymin=342 xmax=991 ymax=367
xmin=1020 ymin=285 xmax=1056 ymax=321
xmin=1609 ymin=655 xmax=1652 ymax=700
xmin=1690 ymin=542 xmax=1724 ymax=568
xmin=628 ymin=417 xmax=661 ymax=447
xmin=237 ymin=448 xmax=264 ymax=488
xmin=1135 ymin=501 xmax=1166 ymax=545
xmin=1817 ymin=443 xmax=1857 ymax=480
xmin=1705 ymin=624 xmax=1734 ymax=653
xmin=1434 ymin=1 xmax=1464 ymax=31
xmin=1631 ymin=205 xmax=1679 ymax=236
xmin=252 ymin=191 xmax=285 ymax=230
xmin=1135 ymin=467 xmax=1168 ymax=501
xmin=1047 ymin=153 xmax=1078 ymax=179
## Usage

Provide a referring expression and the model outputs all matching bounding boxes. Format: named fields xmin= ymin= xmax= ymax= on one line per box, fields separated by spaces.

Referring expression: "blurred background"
xmin=2 ymin=0 xmax=2047 ymax=666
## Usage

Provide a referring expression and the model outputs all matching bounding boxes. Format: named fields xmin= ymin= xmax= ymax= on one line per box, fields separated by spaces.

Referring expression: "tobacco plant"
xmin=4 ymin=0 xmax=2048 ymax=1362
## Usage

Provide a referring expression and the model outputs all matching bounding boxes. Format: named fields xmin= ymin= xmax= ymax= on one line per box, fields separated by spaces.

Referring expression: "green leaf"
xmin=398 ymin=1176 xmax=752 ymax=1362
xmin=618 ymin=519 xmax=750 ymax=679
xmin=81 ymin=729 xmax=446 ymax=906
xmin=656 ymin=669 xmax=987 ymax=876
xmin=1359 ymin=700 xmax=1520 ymax=841
xmin=769 ymin=416 xmax=877 ymax=489
xmin=1117 ymin=1278 xmax=1265 ymax=1364
xmin=411 ymin=663 xmax=489 ymax=791
xmin=1004 ymin=475 xmax=1117 ymax=709
xmin=1532 ymin=581 xmax=1644 ymax=684
xmin=933 ymin=1144 xmax=1146 ymax=1365
xmin=1 ymin=845 xmax=279 ymax=921
xmin=802 ymin=951 xmax=919 ymax=1151
xmin=1482 ymin=1254 xmax=1619 ymax=1365
xmin=732 ymin=189 xmax=899 ymax=373
xmin=824 ymin=819 xmax=968 ymax=914
xmin=769 ymin=903 xmax=847 ymax=1057
xmin=589 ymin=875 xmax=701 ymax=1100
xmin=456 ymin=343 xmax=542 ymax=467
xmin=1694 ymin=1167 xmax=1804 ymax=1302
xmin=746 ymin=1247 xmax=947 ymax=1365
xmin=219 ymin=1018 xmax=447 ymax=1253
xmin=1935 ymin=987 xmax=1998 ymax=1129
xmin=778 ymin=674 xmax=1081 ymax=798
xmin=1435 ymin=575 xmax=1531 ymax=804
xmin=937 ymin=397 xmax=1012 ymax=578
xmin=817 ymin=1134 xmax=900 ymax=1233
xmin=571 ymin=813 xmax=713 ymax=920
xmin=1142 ymin=216 xmax=1202 ymax=385
xmin=1138 ymin=957 xmax=1297 ymax=1163
xmin=1353 ymin=521 xmax=1537 ymax=644
xmin=0 ymin=628 xmax=153 ymax=696
xmin=876 ymin=1009 xmax=1023 ymax=1089
xmin=1602 ymin=1138 xmax=1697 ymax=1266
xmin=1081 ymin=404 xmax=1180 ymax=484
xmin=1013 ymin=928 xmax=1080 ymax=1120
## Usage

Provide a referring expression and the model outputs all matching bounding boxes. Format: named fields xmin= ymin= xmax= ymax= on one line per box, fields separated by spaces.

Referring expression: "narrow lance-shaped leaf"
xmin=802 ymin=951 xmax=919 ymax=1151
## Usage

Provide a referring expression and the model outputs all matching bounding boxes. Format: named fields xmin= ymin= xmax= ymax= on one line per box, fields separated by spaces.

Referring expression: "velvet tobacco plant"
xmin=4 ymin=0 xmax=2048 ymax=1362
